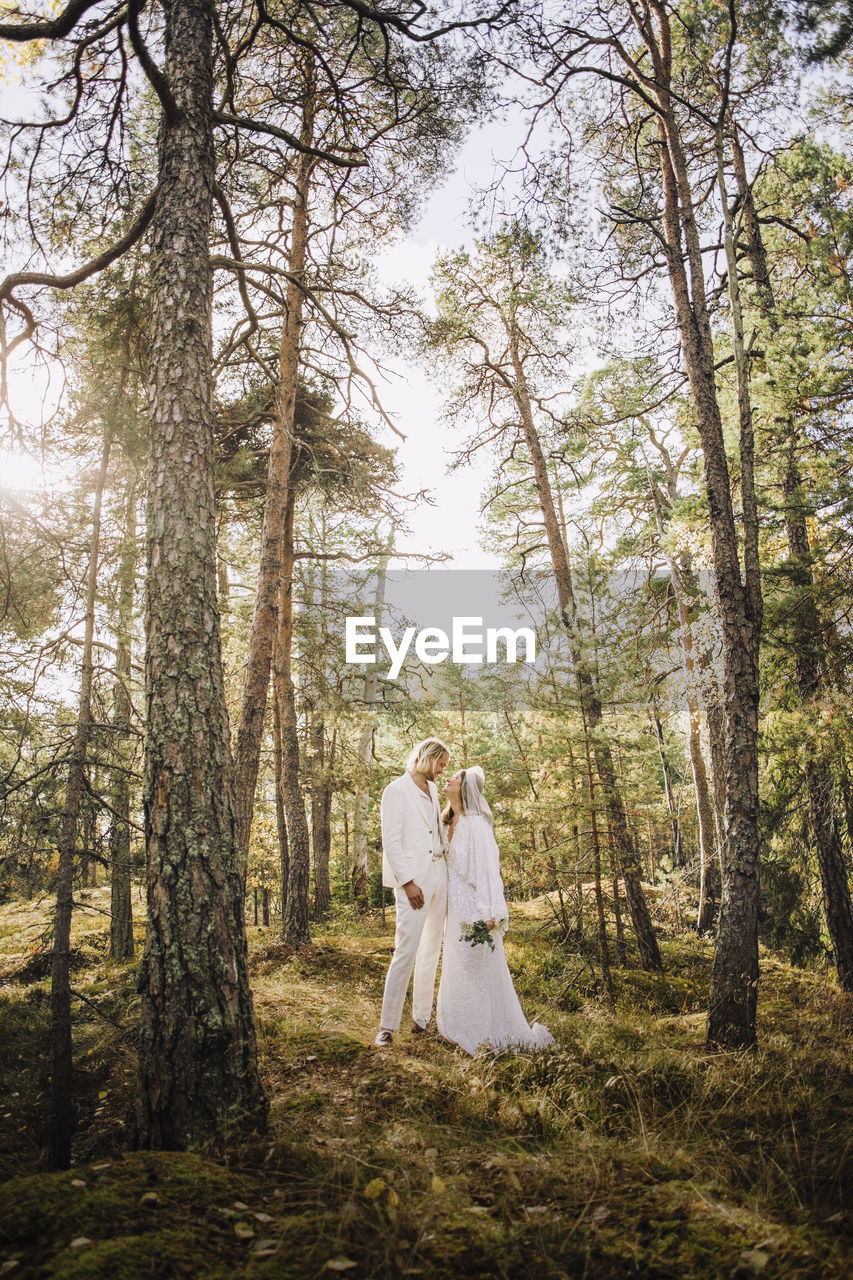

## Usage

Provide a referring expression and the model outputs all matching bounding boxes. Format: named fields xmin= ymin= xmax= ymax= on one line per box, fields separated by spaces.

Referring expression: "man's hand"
xmin=402 ymin=880 xmax=425 ymax=909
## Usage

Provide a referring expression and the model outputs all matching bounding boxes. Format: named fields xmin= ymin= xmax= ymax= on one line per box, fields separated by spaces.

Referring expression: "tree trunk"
xmin=137 ymin=0 xmax=266 ymax=1148
xmin=275 ymin=490 xmax=311 ymax=945
xmin=49 ymin=430 xmax=111 ymax=1171
xmin=351 ymin=544 xmax=391 ymax=908
xmin=783 ymin=459 xmax=853 ymax=989
xmin=585 ymin=736 xmax=614 ymax=1003
xmin=652 ymin=709 xmax=684 ymax=868
xmin=110 ymin=478 xmax=137 ymax=961
xmin=731 ymin=129 xmax=853 ymax=992
xmin=273 ymin=686 xmax=289 ymax=918
xmin=311 ymin=718 xmax=332 ymax=921
xmin=231 ymin=66 xmax=315 ymax=875
xmin=627 ymin=12 xmax=761 ymax=1042
xmin=644 ymin=459 xmax=718 ymax=930
xmin=508 ymin=328 xmax=662 ymax=970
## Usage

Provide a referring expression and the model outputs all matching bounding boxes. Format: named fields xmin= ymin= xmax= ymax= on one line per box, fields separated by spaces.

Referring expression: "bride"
xmin=436 ymin=766 xmax=555 ymax=1056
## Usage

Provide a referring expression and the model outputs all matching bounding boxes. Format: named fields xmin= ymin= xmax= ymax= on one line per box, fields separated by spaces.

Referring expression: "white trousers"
xmin=379 ymin=858 xmax=448 ymax=1031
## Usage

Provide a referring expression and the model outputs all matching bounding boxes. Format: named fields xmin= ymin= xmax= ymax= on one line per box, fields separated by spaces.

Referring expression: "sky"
xmin=361 ymin=117 xmax=529 ymax=572
xmin=0 ymin=74 xmax=523 ymax=571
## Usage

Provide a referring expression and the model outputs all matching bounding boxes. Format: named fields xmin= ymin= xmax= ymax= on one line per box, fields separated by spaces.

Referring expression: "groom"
xmin=374 ymin=737 xmax=451 ymax=1048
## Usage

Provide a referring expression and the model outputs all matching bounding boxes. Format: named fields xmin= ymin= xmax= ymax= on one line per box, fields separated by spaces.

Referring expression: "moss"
xmin=41 ymin=1230 xmax=230 ymax=1280
xmin=0 ymin=1154 xmax=242 ymax=1250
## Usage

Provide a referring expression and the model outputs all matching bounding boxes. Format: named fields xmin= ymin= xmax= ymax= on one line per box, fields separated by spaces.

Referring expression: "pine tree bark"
xmin=49 ymin=431 xmax=112 ymax=1171
xmin=109 ymin=479 xmax=137 ymax=961
xmin=275 ymin=490 xmax=311 ymax=945
xmin=137 ymin=0 xmax=266 ymax=1147
xmin=231 ymin=66 xmax=315 ymax=874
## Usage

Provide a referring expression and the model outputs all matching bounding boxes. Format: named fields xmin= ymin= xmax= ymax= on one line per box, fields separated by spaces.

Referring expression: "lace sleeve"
xmin=469 ymin=818 xmax=509 ymax=935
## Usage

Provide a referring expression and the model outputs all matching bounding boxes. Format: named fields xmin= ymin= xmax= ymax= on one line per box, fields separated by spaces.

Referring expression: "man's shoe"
xmin=411 ymin=1020 xmax=429 ymax=1035
xmin=374 ymin=1028 xmax=394 ymax=1048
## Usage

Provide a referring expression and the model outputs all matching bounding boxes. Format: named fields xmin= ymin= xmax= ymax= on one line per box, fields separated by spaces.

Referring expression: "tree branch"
xmin=213 ymin=111 xmax=367 ymax=169
xmin=0 ymin=0 xmax=111 ymax=40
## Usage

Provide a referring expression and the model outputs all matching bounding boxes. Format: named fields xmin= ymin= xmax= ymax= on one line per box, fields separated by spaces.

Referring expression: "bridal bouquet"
xmin=459 ymin=920 xmax=495 ymax=951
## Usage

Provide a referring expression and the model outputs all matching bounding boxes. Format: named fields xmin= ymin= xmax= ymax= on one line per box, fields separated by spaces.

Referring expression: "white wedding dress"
xmin=436 ymin=814 xmax=555 ymax=1056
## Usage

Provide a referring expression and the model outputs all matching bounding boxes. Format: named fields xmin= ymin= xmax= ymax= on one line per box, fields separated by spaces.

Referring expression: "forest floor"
xmin=0 ymin=888 xmax=850 ymax=1280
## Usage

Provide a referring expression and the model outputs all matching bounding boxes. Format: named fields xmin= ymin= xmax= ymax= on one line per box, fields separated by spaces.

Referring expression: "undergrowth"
xmin=0 ymin=888 xmax=850 ymax=1278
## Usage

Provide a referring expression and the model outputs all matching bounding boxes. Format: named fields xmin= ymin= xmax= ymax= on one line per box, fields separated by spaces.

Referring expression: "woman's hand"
xmin=485 ymin=918 xmax=495 ymax=931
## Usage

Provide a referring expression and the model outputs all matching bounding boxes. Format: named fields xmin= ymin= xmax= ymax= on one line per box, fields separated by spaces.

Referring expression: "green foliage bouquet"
xmin=459 ymin=920 xmax=495 ymax=951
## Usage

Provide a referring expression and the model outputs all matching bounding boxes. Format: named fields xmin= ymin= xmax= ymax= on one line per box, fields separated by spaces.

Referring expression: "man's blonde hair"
xmin=406 ymin=737 xmax=451 ymax=777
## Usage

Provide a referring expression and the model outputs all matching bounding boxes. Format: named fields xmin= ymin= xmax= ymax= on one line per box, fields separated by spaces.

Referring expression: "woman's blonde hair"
xmin=406 ymin=737 xmax=451 ymax=777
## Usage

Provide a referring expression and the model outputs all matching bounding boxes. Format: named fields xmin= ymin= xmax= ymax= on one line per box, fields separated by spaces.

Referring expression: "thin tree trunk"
xmin=783 ymin=459 xmax=853 ymax=989
xmin=627 ymin=12 xmax=761 ymax=1041
xmin=275 ymin=490 xmax=311 ymax=946
xmin=507 ymin=328 xmax=662 ymax=970
xmin=137 ymin=0 xmax=266 ymax=1147
xmin=231 ymin=64 xmax=316 ymax=875
xmin=311 ymin=718 xmax=332 ymax=921
xmin=584 ymin=729 xmax=614 ymax=1003
xmin=652 ymin=709 xmax=684 ymax=867
xmin=644 ymin=454 xmax=720 ymax=929
xmin=351 ymin=543 xmax=391 ymax=909
xmin=273 ymin=687 xmax=289 ymax=918
xmin=49 ymin=431 xmax=112 ymax=1171
xmin=110 ymin=478 xmax=136 ymax=961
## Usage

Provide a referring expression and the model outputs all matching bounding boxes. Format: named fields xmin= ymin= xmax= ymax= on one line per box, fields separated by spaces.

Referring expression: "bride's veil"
xmin=461 ymin=765 xmax=493 ymax=826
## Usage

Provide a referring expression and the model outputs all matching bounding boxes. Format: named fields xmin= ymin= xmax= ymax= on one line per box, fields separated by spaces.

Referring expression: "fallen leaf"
xmin=430 ymin=1175 xmax=445 ymax=1195
xmin=70 ymin=1179 xmax=86 ymax=1188
xmin=234 ymin=1222 xmax=255 ymax=1239
xmin=363 ymin=1178 xmax=386 ymax=1199
xmin=251 ymin=1239 xmax=282 ymax=1257
xmin=139 ymin=1192 xmax=159 ymax=1208
xmin=387 ymin=1188 xmax=400 ymax=1208
xmin=233 ymin=1201 xmax=250 ymax=1211
xmin=324 ymin=1259 xmax=358 ymax=1272
xmin=739 ymin=1250 xmax=770 ymax=1272
xmin=69 ymin=1239 xmax=93 ymax=1249
xmin=254 ymin=1212 xmax=274 ymax=1223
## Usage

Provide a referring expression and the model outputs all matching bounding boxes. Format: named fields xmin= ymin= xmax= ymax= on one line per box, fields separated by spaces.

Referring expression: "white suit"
xmin=379 ymin=772 xmax=448 ymax=1031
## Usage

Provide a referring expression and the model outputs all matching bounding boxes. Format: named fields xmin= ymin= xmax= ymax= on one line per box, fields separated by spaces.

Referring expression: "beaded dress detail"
xmin=436 ymin=814 xmax=554 ymax=1056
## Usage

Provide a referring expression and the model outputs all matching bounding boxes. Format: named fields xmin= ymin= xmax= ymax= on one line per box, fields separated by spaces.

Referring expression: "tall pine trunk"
xmin=137 ymin=0 xmax=266 ymax=1148
xmin=627 ymin=8 xmax=762 ymax=1042
xmin=109 ymin=478 xmax=137 ymax=961
xmin=275 ymin=490 xmax=311 ymax=945
xmin=232 ymin=67 xmax=315 ymax=873
xmin=508 ymin=327 xmax=662 ymax=970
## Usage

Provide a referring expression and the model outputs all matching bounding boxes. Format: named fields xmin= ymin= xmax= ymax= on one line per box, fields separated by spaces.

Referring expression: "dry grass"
xmin=0 ymin=892 xmax=851 ymax=1278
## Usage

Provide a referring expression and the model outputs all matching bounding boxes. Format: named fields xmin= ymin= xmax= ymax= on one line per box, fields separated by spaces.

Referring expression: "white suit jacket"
xmin=381 ymin=772 xmax=444 ymax=889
